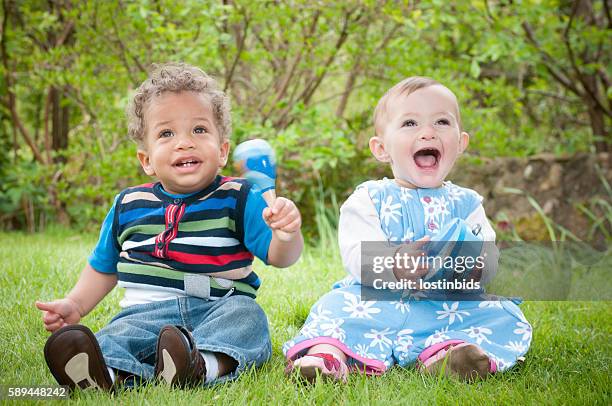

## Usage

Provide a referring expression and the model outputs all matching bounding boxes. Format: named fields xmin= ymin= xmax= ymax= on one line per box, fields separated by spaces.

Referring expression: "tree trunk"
xmin=587 ymin=101 xmax=610 ymax=152
xmin=49 ymin=86 xmax=70 ymax=226
xmin=51 ymin=86 xmax=69 ymax=162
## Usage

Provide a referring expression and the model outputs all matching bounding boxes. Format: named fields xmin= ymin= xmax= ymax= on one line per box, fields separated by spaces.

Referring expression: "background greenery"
xmin=1 ymin=0 xmax=610 ymax=234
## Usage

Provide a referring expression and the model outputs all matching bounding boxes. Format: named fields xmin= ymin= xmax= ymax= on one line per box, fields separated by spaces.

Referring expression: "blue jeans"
xmin=95 ymin=295 xmax=271 ymax=385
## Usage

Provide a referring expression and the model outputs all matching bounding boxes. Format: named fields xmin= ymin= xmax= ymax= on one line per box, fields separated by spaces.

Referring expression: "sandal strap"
xmin=306 ymin=353 xmax=341 ymax=371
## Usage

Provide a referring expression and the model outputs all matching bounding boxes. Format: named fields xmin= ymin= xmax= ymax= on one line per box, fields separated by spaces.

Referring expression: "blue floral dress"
xmin=283 ymin=179 xmax=532 ymax=374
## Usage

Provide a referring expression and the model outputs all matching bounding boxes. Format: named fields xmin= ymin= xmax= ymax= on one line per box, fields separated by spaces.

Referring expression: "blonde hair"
xmin=373 ymin=76 xmax=461 ymax=136
xmin=126 ymin=62 xmax=231 ymax=145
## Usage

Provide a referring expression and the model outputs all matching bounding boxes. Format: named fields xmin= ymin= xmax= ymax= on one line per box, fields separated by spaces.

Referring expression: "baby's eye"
xmin=436 ymin=118 xmax=450 ymax=126
xmin=194 ymin=126 xmax=208 ymax=134
xmin=159 ymin=129 xmax=174 ymax=138
xmin=402 ymin=119 xmax=417 ymax=127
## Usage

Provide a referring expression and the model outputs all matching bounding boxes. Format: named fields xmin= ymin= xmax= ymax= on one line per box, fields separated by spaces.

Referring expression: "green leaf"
xmin=470 ymin=59 xmax=481 ymax=78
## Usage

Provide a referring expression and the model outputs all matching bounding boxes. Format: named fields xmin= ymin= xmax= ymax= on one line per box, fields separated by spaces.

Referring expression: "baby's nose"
xmin=419 ymin=125 xmax=436 ymax=139
xmin=175 ymin=133 xmax=196 ymax=149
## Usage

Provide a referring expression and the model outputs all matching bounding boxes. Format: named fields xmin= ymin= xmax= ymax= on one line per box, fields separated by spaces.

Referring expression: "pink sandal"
xmin=420 ymin=342 xmax=494 ymax=381
xmin=285 ymin=353 xmax=349 ymax=383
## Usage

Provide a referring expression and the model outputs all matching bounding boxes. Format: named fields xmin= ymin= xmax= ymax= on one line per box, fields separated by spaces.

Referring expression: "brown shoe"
xmin=43 ymin=324 xmax=113 ymax=392
xmin=154 ymin=325 xmax=206 ymax=387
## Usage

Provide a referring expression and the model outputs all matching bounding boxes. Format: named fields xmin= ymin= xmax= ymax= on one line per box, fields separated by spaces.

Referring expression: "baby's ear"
xmin=137 ymin=149 xmax=156 ymax=176
xmin=458 ymin=131 xmax=470 ymax=153
xmin=218 ymin=140 xmax=230 ymax=167
xmin=369 ymin=136 xmax=391 ymax=162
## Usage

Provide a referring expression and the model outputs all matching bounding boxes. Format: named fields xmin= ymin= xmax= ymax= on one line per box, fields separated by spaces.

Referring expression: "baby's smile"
xmin=173 ymin=158 xmax=201 ymax=167
xmin=413 ymin=148 xmax=441 ymax=170
xmin=172 ymin=155 xmax=203 ymax=172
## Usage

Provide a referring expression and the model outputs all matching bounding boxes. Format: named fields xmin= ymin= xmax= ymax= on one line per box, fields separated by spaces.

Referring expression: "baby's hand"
xmin=392 ymin=236 xmax=430 ymax=285
xmin=35 ymin=298 xmax=82 ymax=332
xmin=262 ymin=197 xmax=301 ymax=242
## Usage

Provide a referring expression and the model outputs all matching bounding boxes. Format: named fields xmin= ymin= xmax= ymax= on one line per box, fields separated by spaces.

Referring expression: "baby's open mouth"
xmin=413 ymin=148 xmax=441 ymax=169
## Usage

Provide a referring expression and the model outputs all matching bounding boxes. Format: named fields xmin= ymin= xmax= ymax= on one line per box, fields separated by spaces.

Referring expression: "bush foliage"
xmin=0 ymin=1 xmax=609 ymax=233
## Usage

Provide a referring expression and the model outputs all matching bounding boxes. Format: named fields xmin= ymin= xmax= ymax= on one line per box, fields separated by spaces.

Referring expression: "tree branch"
xmin=521 ymin=21 xmax=582 ymax=95
xmin=563 ymin=1 xmax=611 ymax=117
xmin=43 ymin=87 xmax=52 ymax=164
xmin=110 ymin=10 xmax=146 ymax=85
xmin=224 ymin=6 xmax=250 ymax=92
xmin=300 ymin=7 xmax=357 ymax=105
xmin=260 ymin=10 xmax=320 ymax=124
xmin=55 ymin=20 xmax=74 ymax=47
xmin=603 ymin=0 xmax=611 ymax=28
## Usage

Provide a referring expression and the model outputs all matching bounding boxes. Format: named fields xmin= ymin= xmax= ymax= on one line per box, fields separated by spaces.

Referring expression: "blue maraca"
xmin=233 ymin=139 xmax=293 ymax=240
xmin=233 ymin=138 xmax=280 ymax=207
xmin=233 ymin=139 xmax=276 ymax=195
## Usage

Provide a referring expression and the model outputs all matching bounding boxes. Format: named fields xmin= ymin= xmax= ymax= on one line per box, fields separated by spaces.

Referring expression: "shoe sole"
xmin=295 ymin=363 xmax=319 ymax=383
xmin=43 ymin=325 xmax=112 ymax=391
xmin=425 ymin=343 xmax=490 ymax=381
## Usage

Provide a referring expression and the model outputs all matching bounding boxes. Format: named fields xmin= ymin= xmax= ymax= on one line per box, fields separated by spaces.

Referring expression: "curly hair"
xmin=126 ymin=62 xmax=231 ymax=145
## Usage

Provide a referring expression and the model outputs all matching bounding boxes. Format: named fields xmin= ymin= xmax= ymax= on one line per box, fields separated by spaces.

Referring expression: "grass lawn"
xmin=0 ymin=229 xmax=610 ymax=405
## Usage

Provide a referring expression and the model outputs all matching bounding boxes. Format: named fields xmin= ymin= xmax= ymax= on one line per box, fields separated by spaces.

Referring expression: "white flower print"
xmin=400 ymin=187 xmax=413 ymax=203
xmin=364 ymin=328 xmax=395 ymax=351
xmin=462 ymin=326 xmax=493 ymax=345
xmin=478 ymin=301 xmax=503 ymax=309
xmin=300 ymin=321 xmax=320 ymax=338
xmin=354 ymin=344 xmax=375 ymax=359
xmin=401 ymin=230 xmax=415 ymax=242
xmin=513 ymin=321 xmax=532 ymax=342
xmin=396 ymin=329 xmax=414 ymax=347
xmin=424 ymin=326 xmax=450 ymax=347
xmin=320 ymin=318 xmax=346 ymax=341
xmin=395 ymin=340 xmax=412 ymax=355
xmin=389 ymin=229 xmax=413 ymax=243
xmin=391 ymin=300 xmax=410 ymax=314
xmin=336 ymin=277 xmax=357 ymax=288
xmin=380 ymin=195 xmax=402 ymax=227
xmin=342 ymin=293 xmax=381 ymax=319
xmin=422 ymin=196 xmax=451 ymax=232
xmin=436 ymin=302 xmax=471 ymax=325
xmin=505 ymin=341 xmax=527 ymax=353
xmin=397 ymin=352 xmax=409 ymax=362
xmin=433 ymin=196 xmax=450 ymax=218
xmin=310 ymin=304 xmax=332 ymax=322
